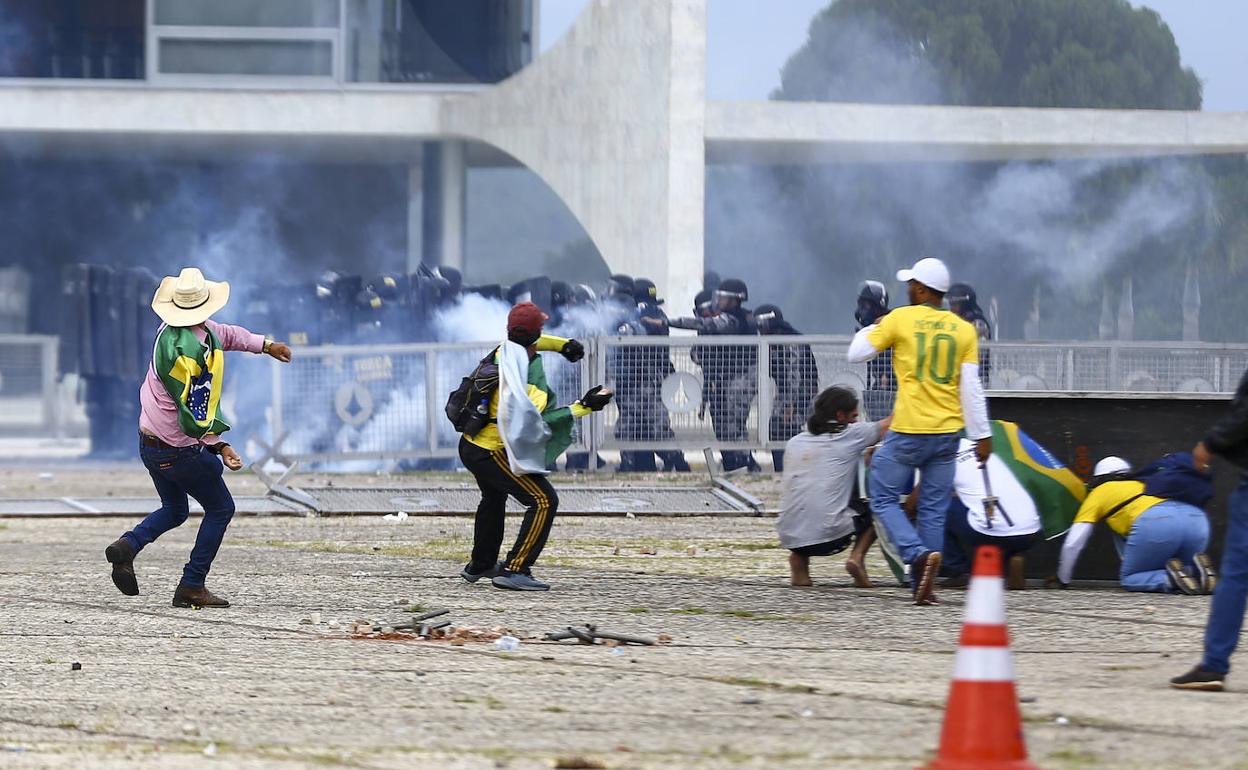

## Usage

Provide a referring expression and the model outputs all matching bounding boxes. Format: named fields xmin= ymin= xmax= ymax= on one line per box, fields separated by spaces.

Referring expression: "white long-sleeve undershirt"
xmin=1057 ymin=522 xmax=1095 ymax=585
xmin=847 ymin=326 xmax=880 ymax=363
xmin=960 ymin=362 xmax=991 ymax=440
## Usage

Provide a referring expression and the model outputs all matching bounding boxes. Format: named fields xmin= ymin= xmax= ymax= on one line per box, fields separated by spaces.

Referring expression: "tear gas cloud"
xmin=706 ymin=13 xmax=1214 ymax=339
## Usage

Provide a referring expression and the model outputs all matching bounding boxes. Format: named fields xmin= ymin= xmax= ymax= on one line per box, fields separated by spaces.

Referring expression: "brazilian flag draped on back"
xmin=991 ymin=420 xmax=1085 ymax=538
xmin=154 ymin=324 xmax=230 ymax=439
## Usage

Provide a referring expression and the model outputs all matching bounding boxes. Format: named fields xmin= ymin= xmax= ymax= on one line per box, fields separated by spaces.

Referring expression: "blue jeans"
xmin=122 ymin=443 xmax=236 ymax=588
xmin=1120 ymin=501 xmax=1209 ymax=592
xmin=943 ymin=498 xmax=1037 ymax=576
xmin=869 ymin=431 xmax=960 ymax=567
xmin=1203 ymin=479 xmax=1248 ymax=673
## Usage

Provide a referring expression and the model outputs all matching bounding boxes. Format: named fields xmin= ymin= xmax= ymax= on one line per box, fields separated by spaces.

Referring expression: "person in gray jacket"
xmin=776 ymin=386 xmax=890 ymax=586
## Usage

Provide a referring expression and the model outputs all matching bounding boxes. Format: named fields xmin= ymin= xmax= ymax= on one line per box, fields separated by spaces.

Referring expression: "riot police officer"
xmin=619 ymin=279 xmax=691 ymax=472
xmin=947 ymin=282 xmax=993 ymax=387
xmin=756 ymin=304 xmax=819 ymax=472
xmin=669 ymin=278 xmax=760 ymax=472
xmin=856 ymin=280 xmax=895 ymax=421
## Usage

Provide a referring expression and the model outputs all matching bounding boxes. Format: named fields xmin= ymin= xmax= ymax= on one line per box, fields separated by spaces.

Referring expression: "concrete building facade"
xmin=2 ymin=0 xmax=1248 ymax=313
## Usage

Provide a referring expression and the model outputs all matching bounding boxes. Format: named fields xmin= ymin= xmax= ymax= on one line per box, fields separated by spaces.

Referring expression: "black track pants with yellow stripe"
xmin=459 ymin=438 xmax=559 ymax=574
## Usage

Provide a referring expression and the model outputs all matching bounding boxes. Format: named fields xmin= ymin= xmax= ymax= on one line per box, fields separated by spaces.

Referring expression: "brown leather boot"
xmin=172 ymin=584 xmax=230 ymax=608
xmin=1007 ymin=554 xmax=1027 ymax=591
xmin=105 ymin=538 xmax=139 ymax=596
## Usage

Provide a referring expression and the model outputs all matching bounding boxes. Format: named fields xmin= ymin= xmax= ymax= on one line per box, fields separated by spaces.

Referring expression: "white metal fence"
xmin=0 ymin=335 xmax=60 ymax=436
xmin=269 ymin=341 xmax=588 ymax=464
xmin=256 ymin=336 xmax=1248 ymax=466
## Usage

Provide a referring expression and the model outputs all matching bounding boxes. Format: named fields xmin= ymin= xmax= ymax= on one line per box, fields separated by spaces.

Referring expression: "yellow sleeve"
xmin=1073 ymin=482 xmax=1140 ymax=525
xmin=526 ymin=384 xmax=550 ymax=412
xmin=535 ymin=335 xmax=569 ymax=353
xmin=570 ymin=403 xmax=592 ymax=418
xmin=960 ymin=324 xmax=979 ymax=365
xmin=866 ymin=311 xmax=897 ymax=351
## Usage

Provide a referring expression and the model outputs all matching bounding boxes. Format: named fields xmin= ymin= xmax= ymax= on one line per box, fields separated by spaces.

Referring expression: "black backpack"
xmin=445 ymin=350 xmax=500 ymax=437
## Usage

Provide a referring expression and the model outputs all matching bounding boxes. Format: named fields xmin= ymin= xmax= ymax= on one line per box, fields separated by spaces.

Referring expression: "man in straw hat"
xmin=104 ymin=267 xmax=292 ymax=608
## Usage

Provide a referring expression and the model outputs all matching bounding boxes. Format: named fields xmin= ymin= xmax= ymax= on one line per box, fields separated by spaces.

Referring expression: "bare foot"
xmin=845 ymin=558 xmax=873 ymax=588
xmin=789 ymin=552 xmax=813 ymax=587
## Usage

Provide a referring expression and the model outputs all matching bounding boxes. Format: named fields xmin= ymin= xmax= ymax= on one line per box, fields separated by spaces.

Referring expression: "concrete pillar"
xmin=406 ymin=163 xmax=423 ymax=274
xmin=419 ymin=140 xmax=467 ymax=273
xmin=443 ymin=0 xmax=708 ymax=313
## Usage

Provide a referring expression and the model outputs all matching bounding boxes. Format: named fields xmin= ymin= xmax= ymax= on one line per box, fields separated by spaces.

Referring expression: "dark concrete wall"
xmin=989 ymin=394 xmax=1235 ymax=580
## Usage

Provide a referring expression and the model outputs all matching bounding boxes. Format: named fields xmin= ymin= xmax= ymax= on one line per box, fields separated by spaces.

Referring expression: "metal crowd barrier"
xmin=0 ymin=334 xmax=60 ymax=436
xmin=263 ymin=336 xmax=1248 ymax=466
xmin=269 ymin=341 xmax=587 ymax=465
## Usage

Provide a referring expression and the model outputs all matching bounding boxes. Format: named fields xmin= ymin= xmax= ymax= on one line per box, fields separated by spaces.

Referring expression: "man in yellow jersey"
xmin=1055 ymin=456 xmax=1212 ymax=593
xmin=458 ymin=302 xmax=612 ymax=591
xmin=847 ymin=257 xmax=991 ymax=605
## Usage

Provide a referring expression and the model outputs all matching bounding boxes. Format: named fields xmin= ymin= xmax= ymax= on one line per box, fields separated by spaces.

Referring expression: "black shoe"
xmin=1170 ymin=666 xmax=1225 ymax=691
xmin=1193 ymin=553 xmax=1218 ymax=595
xmin=461 ymin=562 xmax=503 ymax=584
xmin=491 ymin=571 xmax=550 ymax=591
xmin=1167 ymin=559 xmax=1202 ymax=595
xmin=105 ymin=538 xmax=139 ymax=596
xmin=912 ymin=551 xmax=941 ymax=606
xmin=939 ymin=574 xmax=969 ymax=589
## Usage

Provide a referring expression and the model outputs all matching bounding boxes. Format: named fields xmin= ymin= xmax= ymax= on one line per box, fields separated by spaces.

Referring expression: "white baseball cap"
xmin=896 ymin=257 xmax=951 ymax=293
xmin=1093 ymin=456 xmax=1131 ymax=476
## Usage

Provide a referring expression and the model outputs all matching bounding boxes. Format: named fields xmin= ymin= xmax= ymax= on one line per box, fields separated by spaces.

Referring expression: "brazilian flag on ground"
xmin=991 ymin=420 xmax=1086 ymax=539
xmin=869 ymin=419 xmax=1086 ymax=585
xmin=155 ymin=324 xmax=229 ymax=439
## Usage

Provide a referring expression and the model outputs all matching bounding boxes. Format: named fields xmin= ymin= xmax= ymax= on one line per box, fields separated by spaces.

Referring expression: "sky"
xmin=539 ymin=0 xmax=1248 ymax=111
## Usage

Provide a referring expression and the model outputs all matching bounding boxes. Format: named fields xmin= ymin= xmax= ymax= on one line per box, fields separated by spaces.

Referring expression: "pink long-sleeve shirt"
xmin=138 ymin=319 xmax=265 ymax=448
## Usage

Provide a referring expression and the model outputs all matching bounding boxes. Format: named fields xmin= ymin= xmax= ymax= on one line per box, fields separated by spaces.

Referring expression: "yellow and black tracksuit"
xmin=460 ymin=336 xmax=590 ymax=575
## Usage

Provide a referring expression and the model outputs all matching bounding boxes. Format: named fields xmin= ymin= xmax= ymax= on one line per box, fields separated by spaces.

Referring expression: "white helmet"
xmin=1093 ymin=456 xmax=1131 ymax=476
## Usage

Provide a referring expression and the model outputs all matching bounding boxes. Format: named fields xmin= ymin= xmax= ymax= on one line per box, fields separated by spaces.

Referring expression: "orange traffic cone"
xmin=924 ymin=545 xmax=1038 ymax=770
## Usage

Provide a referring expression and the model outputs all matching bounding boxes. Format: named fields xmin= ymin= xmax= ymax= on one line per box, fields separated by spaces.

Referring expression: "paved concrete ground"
xmin=0 ymin=476 xmax=1245 ymax=769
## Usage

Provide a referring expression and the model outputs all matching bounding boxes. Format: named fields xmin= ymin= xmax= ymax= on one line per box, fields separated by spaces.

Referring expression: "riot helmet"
xmin=606 ymin=274 xmax=634 ymax=302
xmin=855 ymin=280 xmax=888 ymax=327
xmin=947 ymin=282 xmax=979 ymax=319
xmin=694 ymin=289 xmax=714 ymax=317
xmin=754 ymin=303 xmax=784 ymax=333
xmin=633 ymin=278 xmax=662 ymax=305
xmin=714 ymin=278 xmax=748 ymax=310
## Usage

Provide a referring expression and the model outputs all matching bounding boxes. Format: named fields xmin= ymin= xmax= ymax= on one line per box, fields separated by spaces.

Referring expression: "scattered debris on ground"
xmin=544 ymin=624 xmax=666 ymax=646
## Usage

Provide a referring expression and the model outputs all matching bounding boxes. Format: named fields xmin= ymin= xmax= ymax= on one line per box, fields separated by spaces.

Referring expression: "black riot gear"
xmin=754 ymin=304 xmax=790 ymax=334
xmin=694 ymin=289 xmax=714 ymax=317
xmin=855 ymin=280 xmax=889 ymax=328
xmin=714 ymin=278 xmax=748 ymax=309
xmin=633 ymin=277 xmax=662 ymax=305
xmin=606 ymin=274 xmax=634 ymax=302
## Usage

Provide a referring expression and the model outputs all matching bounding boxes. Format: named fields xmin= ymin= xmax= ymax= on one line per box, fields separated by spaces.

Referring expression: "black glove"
xmin=561 ymin=338 xmax=585 ymax=362
xmin=578 ymin=385 xmax=613 ymax=412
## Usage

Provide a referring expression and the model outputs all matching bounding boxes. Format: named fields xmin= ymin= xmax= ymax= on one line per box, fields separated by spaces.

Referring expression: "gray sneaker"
xmin=1193 ymin=553 xmax=1218 ymax=595
xmin=492 ymin=572 xmax=550 ymax=591
xmin=461 ymin=562 xmax=503 ymax=584
xmin=1166 ymin=559 xmax=1201 ymax=595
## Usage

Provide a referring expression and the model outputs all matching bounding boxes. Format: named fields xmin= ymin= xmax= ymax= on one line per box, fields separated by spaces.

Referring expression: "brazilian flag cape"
xmin=990 ymin=420 xmax=1086 ymax=539
xmin=525 ymin=354 xmax=575 ymax=466
xmin=154 ymin=324 xmax=230 ymax=439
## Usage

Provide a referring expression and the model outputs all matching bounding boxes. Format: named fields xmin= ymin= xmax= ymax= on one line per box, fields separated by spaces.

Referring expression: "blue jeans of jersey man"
xmin=1202 ymin=479 xmax=1248 ymax=673
xmin=870 ymin=431 xmax=960 ymax=572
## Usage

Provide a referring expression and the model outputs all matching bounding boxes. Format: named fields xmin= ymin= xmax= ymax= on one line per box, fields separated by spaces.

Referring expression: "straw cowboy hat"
xmin=151 ymin=267 xmax=230 ymax=327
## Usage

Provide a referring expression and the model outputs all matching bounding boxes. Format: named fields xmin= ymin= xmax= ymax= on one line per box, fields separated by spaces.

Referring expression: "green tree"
xmin=776 ymin=0 xmax=1201 ymax=109
xmin=714 ymin=0 xmax=1226 ymax=340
